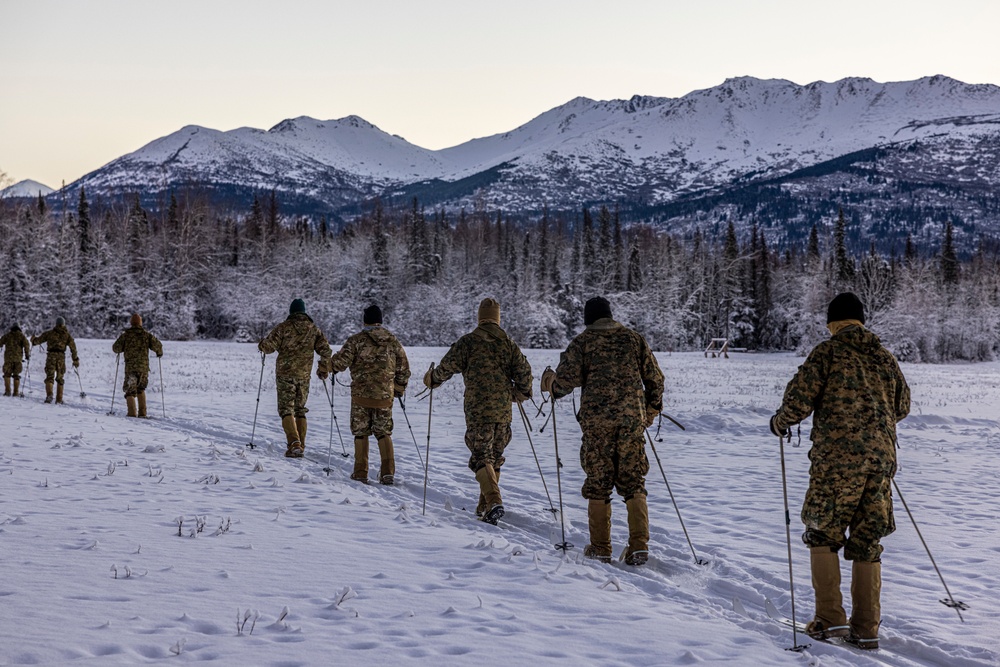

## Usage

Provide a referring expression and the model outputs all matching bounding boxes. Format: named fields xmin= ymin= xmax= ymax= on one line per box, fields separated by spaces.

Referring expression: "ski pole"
xmin=320 ymin=377 xmax=335 ymax=475
xmin=397 ymin=395 xmax=425 ymax=469
xmin=158 ymin=356 xmax=165 ymax=418
xmin=321 ymin=374 xmax=348 ymax=457
xmin=892 ymin=477 xmax=968 ymax=621
xmin=23 ymin=353 xmax=31 ymax=397
xmin=74 ymin=367 xmax=87 ymax=398
xmin=422 ymin=363 xmax=434 ymax=516
xmin=516 ymin=399 xmax=556 ymax=515
xmin=546 ymin=368 xmax=572 ymax=552
xmin=108 ymin=354 xmax=120 ymax=415
xmin=247 ymin=351 xmax=265 ymax=449
xmin=644 ymin=428 xmax=706 ymax=565
xmin=659 ymin=412 xmax=686 ymax=431
xmin=778 ymin=433 xmax=809 ymax=652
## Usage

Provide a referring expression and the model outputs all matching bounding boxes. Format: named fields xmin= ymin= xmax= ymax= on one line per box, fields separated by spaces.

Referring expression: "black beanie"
xmin=583 ymin=297 xmax=613 ymax=325
xmin=827 ymin=292 xmax=865 ymax=324
xmin=363 ymin=305 xmax=383 ymax=325
xmin=289 ymin=298 xmax=306 ymax=315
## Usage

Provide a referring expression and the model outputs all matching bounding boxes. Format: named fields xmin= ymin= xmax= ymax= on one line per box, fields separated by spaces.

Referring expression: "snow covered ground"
xmin=2 ymin=341 xmax=998 ymax=666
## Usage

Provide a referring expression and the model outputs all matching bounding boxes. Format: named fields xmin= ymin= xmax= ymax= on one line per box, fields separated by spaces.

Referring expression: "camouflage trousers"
xmin=122 ymin=370 xmax=149 ymax=397
xmin=579 ymin=418 xmax=649 ymax=501
xmin=802 ymin=462 xmax=896 ymax=562
xmin=350 ymin=404 xmax=393 ymax=438
xmin=44 ymin=353 xmax=67 ymax=385
xmin=465 ymin=422 xmax=512 ymax=473
xmin=275 ymin=376 xmax=310 ymax=418
xmin=3 ymin=360 xmax=24 ymax=379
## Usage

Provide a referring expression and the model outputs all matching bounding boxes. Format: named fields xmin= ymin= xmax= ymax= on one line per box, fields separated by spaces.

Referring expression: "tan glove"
xmin=394 ymin=383 xmax=406 ymax=398
xmin=257 ymin=340 xmax=266 ymax=353
xmin=644 ymin=409 xmax=656 ymax=428
xmin=540 ymin=368 xmax=557 ymax=394
xmin=423 ymin=364 xmax=437 ymax=389
xmin=72 ymin=358 xmax=80 ymax=368
xmin=512 ymin=389 xmax=530 ymax=403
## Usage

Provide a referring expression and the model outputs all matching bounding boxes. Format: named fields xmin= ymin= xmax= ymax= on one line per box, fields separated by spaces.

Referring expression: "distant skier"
xmin=326 ymin=305 xmax=409 ymax=484
xmin=1 ymin=323 xmax=31 ymax=397
xmin=31 ymin=317 xmax=79 ymax=404
xmin=258 ymin=299 xmax=333 ymax=458
xmin=770 ymin=292 xmax=910 ymax=650
xmin=111 ymin=313 xmax=163 ymax=418
xmin=423 ymin=298 xmax=532 ymax=525
xmin=541 ymin=297 xmax=663 ymax=564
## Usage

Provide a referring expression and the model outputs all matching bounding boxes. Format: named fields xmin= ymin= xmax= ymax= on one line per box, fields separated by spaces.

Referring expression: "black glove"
xmin=769 ymin=415 xmax=790 ymax=438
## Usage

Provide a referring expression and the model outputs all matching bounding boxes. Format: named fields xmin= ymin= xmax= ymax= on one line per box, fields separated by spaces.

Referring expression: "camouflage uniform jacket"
xmin=431 ymin=322 xmax=533 ymax=425
xmin=773 ymin=325 xmax=910 ymax=474
xmin=259 ymin=313 xmax=333 ymax=381
xmin=551 ymin=318 xmax=664 ymax=425
xmin=112 ymin=326 xmax=164 ymax=373
xmin=34 ymin=324 xmax=79 ymax=362
xmin=1 ymin=330 xmax=30 ymax=363
xmin=328 ymin=326 xmax=409 ymax=409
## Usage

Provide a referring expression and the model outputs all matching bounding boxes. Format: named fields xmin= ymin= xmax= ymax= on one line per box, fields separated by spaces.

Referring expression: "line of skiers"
xmin=1 ymin=314 xmax=163 ymax=415
xmin=2 ymin=291 xmax=908 ymax=651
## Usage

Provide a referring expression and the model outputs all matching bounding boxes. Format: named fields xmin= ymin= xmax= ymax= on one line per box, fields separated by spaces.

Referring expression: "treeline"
xmin=1 ymin=190 xmax=997 ymax=362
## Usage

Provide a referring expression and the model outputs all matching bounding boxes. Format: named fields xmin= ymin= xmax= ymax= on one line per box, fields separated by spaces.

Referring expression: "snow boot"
xmin=476 ymin=465 xmax=504 ymax=525
xmin=13 ymin=377 xmax=20 ymax=397
xmin=847 ymin=560 xmax=881 ymax=650
xmin=281 ymin=415 xmax=302 ymax=457
xmin=351 ymin=437 xmax=369 ymax=482
xmin=137 ymin=391 xmax=147 ymax=418
xmin=806 ymin=546 xmax=849 ymax=639
xmin=296 ymin=416 xmax=308 ymax=452
xmin=476 ymin=468 xmax=500 ymax=517
xmin=3 ymin=377 xmax=9 ymax=396
xmin=584 ymin=499 xmax=613 ymax=563
xmin=55 ymin=383 xmax=64 ymax=404
xmin=44 ymin=381 xmax=53 ymax=403
xmin=624 ymin=494 xmax=649 ymax=566
xmin=377 ymin=435 xmax=395 ymax=484
xmin=126 ymin=395 xmax=138 ymax=418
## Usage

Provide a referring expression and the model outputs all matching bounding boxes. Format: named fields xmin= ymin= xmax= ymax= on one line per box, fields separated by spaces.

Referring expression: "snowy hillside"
xmin=1 ymin=179 xmax=55 ymax=198
xmin=61 ymin=75 xmax=1000 ymax=220
xmin=2 ymin=342 xmax=997 ymax=666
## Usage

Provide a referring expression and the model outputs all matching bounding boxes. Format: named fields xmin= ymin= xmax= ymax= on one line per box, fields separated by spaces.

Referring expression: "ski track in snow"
xmin=0 ymin=341 xmax=997 ymax=666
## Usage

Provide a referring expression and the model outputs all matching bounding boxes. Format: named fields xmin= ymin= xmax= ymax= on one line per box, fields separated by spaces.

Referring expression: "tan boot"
xmin=584 ymin=499 xmax=613 ymax=562
xmin=295 ymin=417 xmax=307 ymax=448
xmin=624 ymin=494 xmax=650 ymax=565
xmin=137 ymin=391 xmax=147 ymax=418
xmin=281 ymin=415 xmax=302 ymax=457
xmin=848 ymin=560 xmax=882 ymax=649
xmin=56 ymin=383 xmax=64 ymax=404
xmin=351 ymin=437 xmax=369 ymax=481
xmin=475 ymin=465 xmax=504 ymax=524
xmin=377 ymin=436 xmax=395 ymax=484
xmin=44 ymin=381 xmax=53 ymax=403
xmin=126 ymin=395 xmax=138 ymax=417
xmin=3 ymin=377 xmax=10 ymax=396
xmin=805 ymin=546 xmax=849 ymax=639
xmin=476 ymin=468 xmax=500 ymax=517
xmin=13 ymin=377 xmax=20 ymax=397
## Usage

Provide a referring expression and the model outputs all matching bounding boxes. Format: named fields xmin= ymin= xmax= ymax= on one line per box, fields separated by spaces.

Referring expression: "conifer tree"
xmin=834 ymin=208 xmax=855 ymax=284
xmin=941 ymin=221 xmax=960 ymax=284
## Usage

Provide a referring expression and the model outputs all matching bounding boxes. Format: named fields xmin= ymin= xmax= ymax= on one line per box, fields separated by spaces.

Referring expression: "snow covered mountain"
xmin=62 ymin=75 xmax=1000 ymax=242
xmin=2 ymin=179 xmax=55 ymax=198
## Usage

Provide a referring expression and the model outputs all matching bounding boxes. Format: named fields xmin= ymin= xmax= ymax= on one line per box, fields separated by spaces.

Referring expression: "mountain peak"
xmin=1 ymin=179 xmax=55 ymax=198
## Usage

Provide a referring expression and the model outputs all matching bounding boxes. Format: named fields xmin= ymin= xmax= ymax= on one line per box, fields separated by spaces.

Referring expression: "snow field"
xmin=1 ymin=341 xmax=998 ymax=666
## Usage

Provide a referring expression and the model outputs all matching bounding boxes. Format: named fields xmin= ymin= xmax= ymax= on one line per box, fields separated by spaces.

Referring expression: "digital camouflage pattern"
xmin=349 ymin=404 xmax=393 ymax=438
xmin=112 ymin=326 xmax=164 ymax=397
xmin=464 ymin=422 xmax=513 ymax=473
xmin=33 ymin=324 xmax=79 ymax=385
xmin=328 ymin=326 xmax=409 ymax=410
xmin=550 ymin=318 xmax=664 ymax=501
xmin=429 ymin=322 xmax=532 ymax=425
xmin=772 ymin=324 xmax=910 ymax=561
xmin=259 ymin=313 xmax=332 ymax=418
xmin=1 ymin=329 xmax=30 ymax=378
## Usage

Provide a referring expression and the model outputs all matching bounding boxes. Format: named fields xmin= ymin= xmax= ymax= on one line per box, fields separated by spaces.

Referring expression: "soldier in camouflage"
xmin=541 ymin=297 xmax=664 ymax=565
xmin=325 ymin=305 xmax=409 ymax=485
xmin=259 ymin=299 xmax=333 ymax=458
xmin=770 ymin=292 xmax=910 ymax=650
xmin=31 ymin=317 xmax=79 ymax=404
xmin=112 ymin=313 xmax=164 ymax=418
xmin=1 ymin=323 xmax=31 ymax=397
xmin=424 ymin=298 xmax=533 ymax=525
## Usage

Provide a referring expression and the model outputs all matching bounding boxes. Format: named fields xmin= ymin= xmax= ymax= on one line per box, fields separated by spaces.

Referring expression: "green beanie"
xmin=289 ymin=299 xmax=306 ymax=315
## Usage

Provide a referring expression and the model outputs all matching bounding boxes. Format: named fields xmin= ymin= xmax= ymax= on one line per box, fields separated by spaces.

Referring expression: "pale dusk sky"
xmin=2 ymin=0 xmax=999 ymax=188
